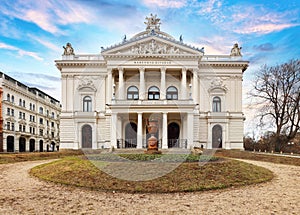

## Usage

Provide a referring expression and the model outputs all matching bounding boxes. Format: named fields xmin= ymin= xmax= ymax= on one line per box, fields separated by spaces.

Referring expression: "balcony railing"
xmin=111 ymin=99 xmax=194 ymax=106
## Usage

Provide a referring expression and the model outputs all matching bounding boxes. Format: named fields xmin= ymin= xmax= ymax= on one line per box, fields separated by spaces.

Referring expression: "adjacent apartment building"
xmin=0 ymin=72 xmax=61 ymax=152
xmin=55 ymin=14 xmax=249 ymax=150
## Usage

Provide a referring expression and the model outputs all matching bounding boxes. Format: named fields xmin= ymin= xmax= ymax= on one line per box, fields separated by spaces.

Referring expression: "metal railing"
xmin=168 ymin=139 xmax=187 ymax=148
xmin=117 ymin=139 xmax=137 ymax=148
xmin=116 ymin=138 xmax=187 ymax=149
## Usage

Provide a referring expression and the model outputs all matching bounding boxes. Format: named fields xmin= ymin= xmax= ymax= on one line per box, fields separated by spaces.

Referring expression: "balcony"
xmin=111 ymin=99 xmax=195 ymax=107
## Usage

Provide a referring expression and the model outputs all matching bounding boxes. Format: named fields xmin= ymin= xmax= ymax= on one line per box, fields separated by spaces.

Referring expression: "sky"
xmin=0 ymin=0 xmax=299 ymax=136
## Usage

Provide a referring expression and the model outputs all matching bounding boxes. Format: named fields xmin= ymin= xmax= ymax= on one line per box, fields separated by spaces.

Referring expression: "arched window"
xmin=39 ymin=107 xmax=43 ymax=114
xmin=7 ymin=94 xmax=10 ymax=102
xmin=148 ymin=86 xmax=160 ymax=100
xmin=11 ymin=95 xmax=14 ymax=103
xmin=127 ymin=86 xmax=139 ymax=100
xmin=83 ymin=96 xmax=92 ymax=112
xmin=23 ymin=100 xmax=25 ymax=107
xmin=19 ymin=99 xmax=22 ymax=106
xmin=212 ymin=96 xmax=221 ymax=112
xmin=166 ymin=86 xmax=178 ymax=100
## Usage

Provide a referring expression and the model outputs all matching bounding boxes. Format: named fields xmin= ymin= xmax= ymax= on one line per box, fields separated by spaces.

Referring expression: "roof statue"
xmin=230 ymin=43 xmax=242 ymax=57
xmin=144 ymin=13 xmax=161 ymax=32
xmin=63 ymin=43 xmax=74 ymax=55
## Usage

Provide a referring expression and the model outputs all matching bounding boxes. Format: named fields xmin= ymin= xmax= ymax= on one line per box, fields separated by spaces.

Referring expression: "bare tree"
xmin=251 ymin=59 xmax=300 ymax=152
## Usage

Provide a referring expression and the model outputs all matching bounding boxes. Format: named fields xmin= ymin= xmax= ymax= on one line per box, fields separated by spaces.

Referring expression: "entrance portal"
xmin=212 ymin=125 xmax=222 ymax=148
xmin=168 ymin=122 xmax=180 ymax=148
xmin=39 ymin=140 xmax=43 ymax=152
xmin=29 ymin=139 xmax=35 ymax=152
xmin=125 ymin=122 xmax=137 ymax=148
xmin=19 ymin=137 xmax=26 ymax=152
xmin=82 ymin=124 xmax=92 ymax=148
xmin=7 ymin=136 xmax=14 ymax=152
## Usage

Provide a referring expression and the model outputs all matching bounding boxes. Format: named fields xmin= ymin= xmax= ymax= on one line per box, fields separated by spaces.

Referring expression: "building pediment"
xmin=102 ymin=36 xmax=204 ymax=58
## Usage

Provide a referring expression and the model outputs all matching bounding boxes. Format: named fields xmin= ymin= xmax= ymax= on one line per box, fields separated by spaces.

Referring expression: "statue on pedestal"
xmin=63 ymin=43 xmax=74 ymax=55
xmin=230 ymin=43 xmax=242 ymax=57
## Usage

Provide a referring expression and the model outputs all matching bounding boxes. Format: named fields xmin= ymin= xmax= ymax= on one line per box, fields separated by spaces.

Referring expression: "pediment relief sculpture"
xmin=113 ymin=39 xmax=190 ymax=55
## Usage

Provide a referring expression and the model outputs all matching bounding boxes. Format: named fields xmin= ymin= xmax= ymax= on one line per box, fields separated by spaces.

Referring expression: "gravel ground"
xmin=0 ymin=159 xmax=299 ymax=215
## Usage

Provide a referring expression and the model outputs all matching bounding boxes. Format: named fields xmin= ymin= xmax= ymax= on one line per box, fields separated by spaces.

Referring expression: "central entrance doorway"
xmin=168 ymin=122 xmax=180 ymax=148
xmin=125 ymin=122 xmax=137 ymax=148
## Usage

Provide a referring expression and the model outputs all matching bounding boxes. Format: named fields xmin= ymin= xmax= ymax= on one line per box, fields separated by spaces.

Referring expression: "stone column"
xmin=187 ymin=112 xmax=194 ymax=148
xmin=181 ymin=68 xmax=187 ymax=99
xmin=106 ymin=68 xmax=112 ymax=103
xmin=162 ymin=112 xmax=168 ymax=149
xmin=110 ymin=113 xmax=117 ymax=148
xmin=160 ymin=67 xmax=166 ymax=100
xmin=193 ymin=68 xmax=199 ymax=103
xmin=139 ymin=67 xmax=145 ymax=100
xmin=137 ymin=112 xmax=143 ymax=149
xmin=118 ymin=67 xmax=124 ymax=100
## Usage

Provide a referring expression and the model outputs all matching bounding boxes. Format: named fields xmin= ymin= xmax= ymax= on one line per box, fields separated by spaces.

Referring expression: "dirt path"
xmin=0 ymin=159 xmax=299 ymax=215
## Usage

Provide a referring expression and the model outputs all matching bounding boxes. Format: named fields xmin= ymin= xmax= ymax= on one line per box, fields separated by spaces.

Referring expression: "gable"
xmin=101 ymin=36 xmax=203 ymax=57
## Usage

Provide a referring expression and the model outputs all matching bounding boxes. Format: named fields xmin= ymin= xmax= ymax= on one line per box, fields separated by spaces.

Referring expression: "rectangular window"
xmin=19 ymin=125 xmax=22 ymax=131
xmin=19 ymin=112 xmax=22 ymax=119
xmin=51 ymin=122 xmax=54 ymax=127
xmin=39 ymin=118 xmax=43 ymax=124
xmin=23 ymin=125 xmax=25 ymax=132
xmin=22 ymin=113 xmax=25 ymax=120
xmin=7 ymin=122 xmax=10 ymax=130
xmin=39 ymin=129 xmax=43 ymax=136
xmin=7 ymin=108 xmax=10 ymax=116
xmin=30 ymin=127 xmax=32 ymax=133
xmin=11 ymin=109 xmax=14 ymax=116
xmin=11 ymin=123 xmax=15 ymax=131
xmin=33 ymin=127 xmax=35 ymax=134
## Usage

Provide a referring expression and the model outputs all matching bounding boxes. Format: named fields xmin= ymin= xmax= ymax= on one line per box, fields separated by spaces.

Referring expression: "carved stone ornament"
xmin=209 ymin=77 xmax=228 ymax=92
xmin=230 ymin=43 xmax=242 ymax=57
xmin=128 ymin=39 xmax=185 ymax=55
xmin=144 ymin=13 xmax=161 ymax=32
xmin=77 ymin=77 xmax=96 ymax=91
xmin=63 ymin=42 xmax=75 ymax=55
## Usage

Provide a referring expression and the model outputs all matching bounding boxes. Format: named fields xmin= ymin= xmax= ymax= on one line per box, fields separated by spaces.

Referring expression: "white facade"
xmin=56 ymin=15 xmax=248 ymax=150
xmin=0 ymin=72 xmax=61 ymax=152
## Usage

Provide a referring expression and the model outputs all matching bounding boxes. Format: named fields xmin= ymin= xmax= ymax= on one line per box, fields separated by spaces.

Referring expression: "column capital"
xmin=182 ymin=67 xmax=187 ymax=72
xmin=139 ymin=67 xmax=145 ymax=72
xmin=160 ymin=67 xmax=166 ymax=72
xmin=118 ymin=67 xmax=123 ymax=72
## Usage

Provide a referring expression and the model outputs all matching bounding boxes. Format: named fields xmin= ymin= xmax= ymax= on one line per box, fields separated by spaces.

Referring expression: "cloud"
xmin=253 ymin=43 xmax=275 ymax=52
xmin=233 ymin=22 xmax=299 ymax=35
xmin=0 ymin=42 xmax=43 ymax=61
xmin=0 ymin=0 xmax=94 ymax=35
xmin=192 ymin=1 xmax=300 ymax=35
xmin=28 ymin=35 xmax=61 ymax=52
xmin=143 ymin=0 xmax=187 ymax=8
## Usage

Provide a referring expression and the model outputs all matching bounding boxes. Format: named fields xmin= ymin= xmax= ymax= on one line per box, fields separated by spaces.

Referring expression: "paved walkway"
xmin=0 ymin=159 xmax=299 ymax=214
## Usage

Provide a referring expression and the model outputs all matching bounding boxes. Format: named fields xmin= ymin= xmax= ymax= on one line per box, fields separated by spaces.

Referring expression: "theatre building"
xmin=55 ymin=14 xmax=249 ymax=150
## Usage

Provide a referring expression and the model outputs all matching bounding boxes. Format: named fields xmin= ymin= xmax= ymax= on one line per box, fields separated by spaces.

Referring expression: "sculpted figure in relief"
xmin=128 ymin=41 xmax=183 ymax=55
xmin=230 ymin=43 xmax=242 ymax=57
xmin=63 ymin=42 xmax=74 ymax=55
